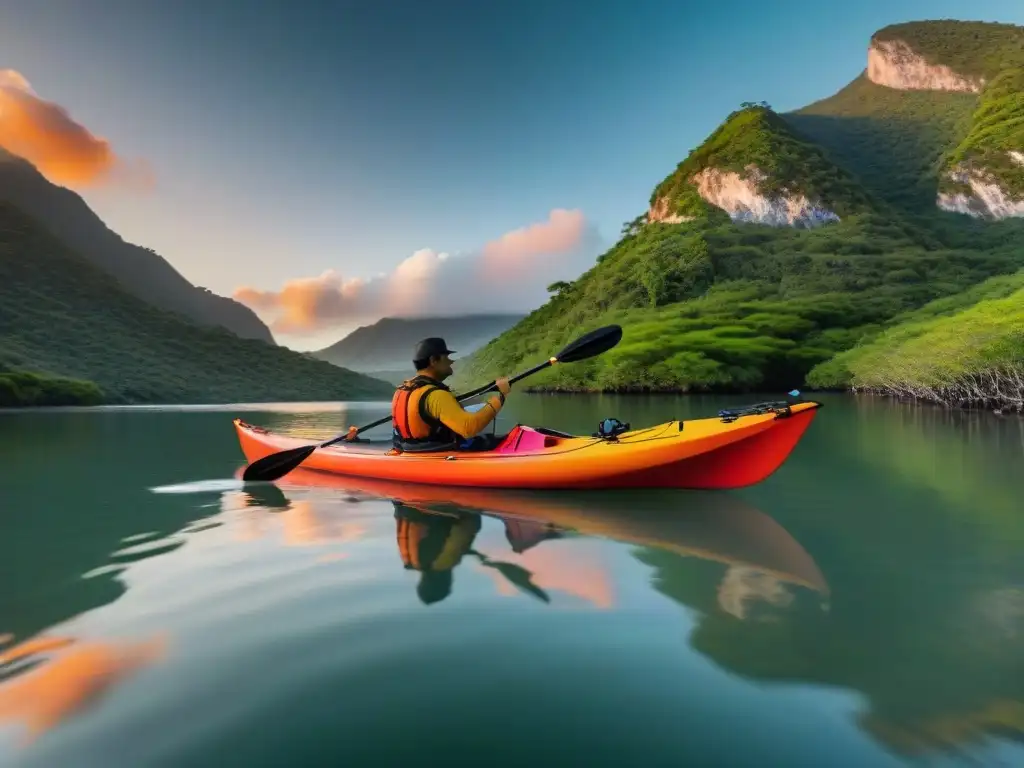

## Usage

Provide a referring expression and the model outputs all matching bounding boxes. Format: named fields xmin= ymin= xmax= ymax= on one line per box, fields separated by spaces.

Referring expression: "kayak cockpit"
xmin=495 ymin=424 xmax=575 ymax=453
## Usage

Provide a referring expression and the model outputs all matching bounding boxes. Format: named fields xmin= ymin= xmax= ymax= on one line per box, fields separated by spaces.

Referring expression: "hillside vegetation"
xmin=455 ymin=20 xmax=1024 ymax=410
xmin=0 ymin=370 xmax=105 ymax=407
xmin=0 ymin=203 xmax=393 ymax=406
xmin=0 ymin=148 xmax=274 ymax=343
xmin=457 ymin=216 xmax=1019 ymax=394
xmin=806 ymin=270 xmax=1024 ymax=410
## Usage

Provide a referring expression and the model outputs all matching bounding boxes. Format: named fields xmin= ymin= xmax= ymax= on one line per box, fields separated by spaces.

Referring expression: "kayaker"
xmin=369 ymin=336 xmax=512 ymax=452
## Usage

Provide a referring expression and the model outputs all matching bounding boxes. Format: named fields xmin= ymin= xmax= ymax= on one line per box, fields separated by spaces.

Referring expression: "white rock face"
xmin=691 ymin=165 xmax=840 ymax=228
xmin=937 ymin=152 xmax=1024 ymax=219
xmin=646 ymin=195 xmax=694 ymax=224
xmin=867 ymin=39 xmax=983 ymax=92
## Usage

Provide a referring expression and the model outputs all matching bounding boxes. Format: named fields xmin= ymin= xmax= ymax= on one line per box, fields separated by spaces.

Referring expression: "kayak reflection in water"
xmin=393 ymin=502 xmax=554 ymax=605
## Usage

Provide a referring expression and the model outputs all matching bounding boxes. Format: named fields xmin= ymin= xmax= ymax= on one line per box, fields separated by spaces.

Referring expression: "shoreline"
xmin=0 ymin=399 xmax=395 ymax=414
xmin=514 ymin=384 xmax=1020 ymax=415
xmin=4 ymin=387 xmax=1019 ymax=417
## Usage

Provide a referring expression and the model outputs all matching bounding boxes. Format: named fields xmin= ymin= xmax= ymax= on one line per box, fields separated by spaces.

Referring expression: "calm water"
xmin=1 ymin=393 xmax=1023 ymax=767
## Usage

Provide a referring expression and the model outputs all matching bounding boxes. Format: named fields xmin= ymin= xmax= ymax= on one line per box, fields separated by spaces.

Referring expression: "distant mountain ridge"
xmin=0 ymin=147 xmax=274 ymax=343
xmin=312 ymin=314 xmax=526 ymax=372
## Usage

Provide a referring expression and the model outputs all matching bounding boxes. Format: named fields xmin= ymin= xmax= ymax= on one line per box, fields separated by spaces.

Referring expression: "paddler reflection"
xmin=394 ymin=502 xmax=558 ymax=605
xmin=260 ymin=468 xmax=830 ymax=614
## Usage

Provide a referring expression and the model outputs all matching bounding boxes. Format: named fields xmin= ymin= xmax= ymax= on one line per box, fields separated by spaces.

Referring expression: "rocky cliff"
xmin=647 ymin=105 xmax=870 ymax=230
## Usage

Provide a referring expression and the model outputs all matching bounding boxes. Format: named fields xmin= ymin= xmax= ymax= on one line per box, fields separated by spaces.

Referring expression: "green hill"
xmin=453 ymin=19 xmax=1024 ymax=410
xmin=0 ymin=148 xmax=274 ymax=344
xmin=0 ymin=202 xmax=393 ymax=406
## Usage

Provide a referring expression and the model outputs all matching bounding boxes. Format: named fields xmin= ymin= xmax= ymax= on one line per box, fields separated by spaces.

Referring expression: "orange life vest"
xmin=391 ymin=375 xmax=458 ymax=447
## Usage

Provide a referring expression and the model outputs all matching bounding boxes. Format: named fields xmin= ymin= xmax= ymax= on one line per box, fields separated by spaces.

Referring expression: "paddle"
xmin=240 ymin=323 xmax=623 ymax=483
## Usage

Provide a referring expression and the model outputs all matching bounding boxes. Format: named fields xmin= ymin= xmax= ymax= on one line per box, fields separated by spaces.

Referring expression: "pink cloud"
xmin=233 ymin=209 xmax=603 ymax=339
xmin=480 ymin=208 xmax=588 ymax=278
xmin=233 ymin=270 xmax=366 ymax=334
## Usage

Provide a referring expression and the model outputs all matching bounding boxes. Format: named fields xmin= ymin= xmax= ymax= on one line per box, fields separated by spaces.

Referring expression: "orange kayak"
xmin=234 ymin=398 xmax=821 ymax=490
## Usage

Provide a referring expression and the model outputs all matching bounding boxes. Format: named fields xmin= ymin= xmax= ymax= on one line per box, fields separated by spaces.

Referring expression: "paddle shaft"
xmin=321 ymin=357 xmax=556 ymax=448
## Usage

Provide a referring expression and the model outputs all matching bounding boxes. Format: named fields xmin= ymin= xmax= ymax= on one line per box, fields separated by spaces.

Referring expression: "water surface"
xmin=1 ymin=393 xmax=1022 ymax=766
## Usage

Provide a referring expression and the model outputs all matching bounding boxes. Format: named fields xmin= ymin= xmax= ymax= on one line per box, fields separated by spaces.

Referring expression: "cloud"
xmin=233 ymin=271 xmax=367 ymax=336
xmin=233 ymin=208 xmax=604 ymax=338
xmin=0 ymin=69 xmax=152 ymax=189
xmin=480 ymin=208 xmax=589 ymax=279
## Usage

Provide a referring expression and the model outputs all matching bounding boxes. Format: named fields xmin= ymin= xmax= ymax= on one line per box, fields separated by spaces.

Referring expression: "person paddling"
xmin=345 ymin=337 xmax=511 ymax=451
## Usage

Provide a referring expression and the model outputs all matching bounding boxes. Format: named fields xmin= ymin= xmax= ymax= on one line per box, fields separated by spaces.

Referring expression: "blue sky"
xmin=2 ymin=0 xmax=1023 ymax=349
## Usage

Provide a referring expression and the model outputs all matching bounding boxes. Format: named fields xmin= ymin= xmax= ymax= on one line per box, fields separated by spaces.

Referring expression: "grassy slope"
xmin=455 ymin=215 xmax=1019 ymax=394
xmin=454 ymin=21 xmax=1024 ymax=406
xmin=0 ymin=203 xmax=394 ymax=405
xmin=806 ymin=270 xmax=1024 ymax=407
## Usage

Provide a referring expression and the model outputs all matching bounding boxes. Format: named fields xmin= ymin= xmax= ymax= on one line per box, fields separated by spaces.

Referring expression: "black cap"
xmin=413 ymin=337 xmax=456 ymax=361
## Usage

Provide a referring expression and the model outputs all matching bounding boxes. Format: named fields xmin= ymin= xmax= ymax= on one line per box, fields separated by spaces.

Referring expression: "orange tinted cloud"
xmin=233 ymin=209 xmax=602 ymax=338
xmin=234 ymin=270 xmax=366 ymax=335
xmin=0 ymin=69 xmax=150 ymax=189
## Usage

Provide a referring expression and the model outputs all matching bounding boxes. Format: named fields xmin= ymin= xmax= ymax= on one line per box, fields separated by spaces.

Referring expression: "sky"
xmin=2 ymin=0 xmax=1023 ymax=350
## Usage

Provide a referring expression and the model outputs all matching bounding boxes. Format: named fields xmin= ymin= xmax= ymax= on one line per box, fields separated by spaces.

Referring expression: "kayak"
xmin=250 ymin=466 xmax=830 ymax=595
xmin=233 ymin=398 xmax=822 ymax=490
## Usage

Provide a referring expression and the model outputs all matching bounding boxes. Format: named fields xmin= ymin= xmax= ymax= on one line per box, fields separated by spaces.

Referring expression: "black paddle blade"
xmin=555 ymin=324 xmax=623 ymax=364
xmin=241 ymin=444 xmax=317 ymax=483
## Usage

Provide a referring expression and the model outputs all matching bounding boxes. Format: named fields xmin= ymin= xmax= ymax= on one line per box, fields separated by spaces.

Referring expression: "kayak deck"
xmin=234 ymin=399 xmax=822 ymax=490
